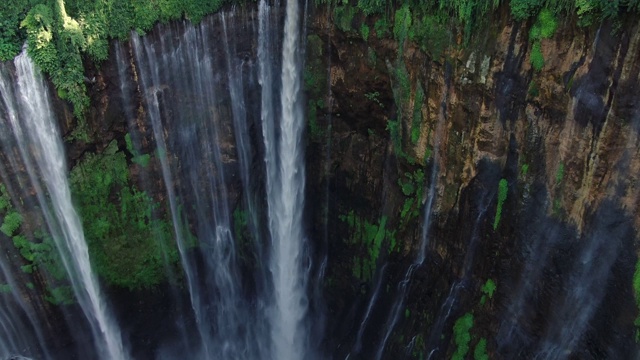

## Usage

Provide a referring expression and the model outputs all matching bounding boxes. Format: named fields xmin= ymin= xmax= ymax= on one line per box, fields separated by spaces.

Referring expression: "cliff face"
xmin=2 ymin=2 xmax=640 ymax=359
xmin=305 ymin=5 xmax=640 ymax=359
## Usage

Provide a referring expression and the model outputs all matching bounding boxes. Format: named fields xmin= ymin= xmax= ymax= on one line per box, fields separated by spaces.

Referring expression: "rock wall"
xmin=306 ymin=4 xmax=640 ymax=358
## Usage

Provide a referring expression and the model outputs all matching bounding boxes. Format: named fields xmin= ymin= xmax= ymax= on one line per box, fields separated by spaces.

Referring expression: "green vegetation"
xmin=360 ymin=23 xmax=370 ymax=41
xmin=373 ymin=18 xmax=390 ymax=38
xmin=520 ymin=163 xmax=530 ymax=177
xmin=357 ymin=0 xmax=385 ymax=16
xmin=333 ymin=5 xmax=357 ymax=32
xmin=411 ymin=82 xmax=424 ymax=145
xmin=555 ymin=162 xmax=565 ymax=184
xmin=474 ymin=337 xmax=489 ymax=360
xmin=528 ymin=80 xmax=539 ymax=97
xmin=480 ymin=278 xmax=496 ymax=305
xmin=45 ymin=285 xmax=74 ymax=305
xmin=125 ymin=133 xmax=151 ymax=167
xmin=340 ymin=211 xmax=395 ymax=281
xmin=364 ymin=91 xmax=383 ymax=108
xmin=398 ymin=169 xmax=425 ymax=225
xmin=526 ymin=8 xmax=557 ymax=71
xmin=0 ymin=184 xmax=72 ymax=304
xmin=393 ymin=4 xmax=412 ymax=46
xmin=1 ymin=211 xmax=23 ymax=237
xmin=387 ymin=118 xmax=402 ymax=154
xmin=633 ymin=259 xmax=640 ymax=340
xmin=0 ymin=284 xmax=11 ymax=294
xmin=452 ymin=312 xmax=474 ymax=360
xmin=530 ymin=42 xmax=544 ymax=71
xmin=304 ymin=34 xmax=327 ymax=142
xmin=493 ymin=178 xmax=508 ymax=230
xmin=233 ymin=206 xmax=248 ymax=244
xmin=70 ymin=140 xmax=178 ymax=289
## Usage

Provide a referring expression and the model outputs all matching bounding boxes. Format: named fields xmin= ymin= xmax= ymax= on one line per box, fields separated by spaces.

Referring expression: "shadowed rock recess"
xmin=0 ymin=1 xmax=640 ymax=359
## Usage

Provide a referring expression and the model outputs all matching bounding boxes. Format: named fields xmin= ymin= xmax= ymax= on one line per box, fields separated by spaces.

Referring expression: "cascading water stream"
xmin=261 ymin=0 xmax=311 ymax=358
xmin=425 ymin=194 xmax=493 ymax=360
xmin=0 ymin=52 xmax=127 ymax=360
xmin=365 ymin=65 xmax=451 ymax=360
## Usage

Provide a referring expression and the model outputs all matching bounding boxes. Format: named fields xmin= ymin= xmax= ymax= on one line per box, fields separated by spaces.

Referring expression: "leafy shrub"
xmin=1 ymin=211 xmax=22 ymax=237
xmin=357 ymin=0 xmax=384 ymax=16
xmin=70 ymin=141 xmax=178 ymax=289
xmin=510 ymin=0 xmax=542 ymax=21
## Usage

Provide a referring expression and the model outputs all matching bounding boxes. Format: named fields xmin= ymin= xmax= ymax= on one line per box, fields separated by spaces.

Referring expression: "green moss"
xmin=45 ymin=285 xmax=75 ymax=305
xmin=0 ymin=185 xmax=10 ymax=212
xmin=393 ymin=4 xmax=412 ymax=45
xmin=530 ymin=42 xmax=544 ymax=71
xmin=357 ymin=0 xmax=384 ymax=16
xmin=480 ymin=278 xmax=496 ymax=305
xmin=493 ymin=178 xmax=508 ymax=230
xmin=411 ymin=82 xmax=424 ymax=145
xmin=374 ymin=18 xmax=390 ymax=38
xmin=340 ymin=212 xmax=392 ymax=282
xmin=555 ymin=163 xmax=565 ymax=184
xmin=360 ymin=23 xmax=370 ymax=41
xmin=0 ymin=284 xmax=11 ymax=294
xmin=474 ymin=338 xmax=489 ymax=360
xmin=633 ymin=259 xmax=640 ymax=339
xmin=537 ymin=9 xmax=557 ymax=39
xmin=528 ymin=80 xmax=539 ymax=97
xmin=452 ymin=312 xmax=474 ymax=360
xmin=233 ymin=207 xmax=248 ymax=243
xmin=333 ymin=5 xmax=356 ymax=33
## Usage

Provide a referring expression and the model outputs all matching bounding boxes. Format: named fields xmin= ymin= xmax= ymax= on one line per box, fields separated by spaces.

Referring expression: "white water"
xmin=352 ymin=264 xmax=387 ymax=354
xmin=0 ymin=52 xmax=127 ymax=360
xmin=263 ymin=0 xmax=310 ymax=358
xmin=131 ymin=15 xmax=271 ymax=357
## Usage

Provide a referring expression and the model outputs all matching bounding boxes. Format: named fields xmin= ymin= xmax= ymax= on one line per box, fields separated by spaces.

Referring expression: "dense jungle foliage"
xmin=1 ymin=0 xmax=231 ymax=130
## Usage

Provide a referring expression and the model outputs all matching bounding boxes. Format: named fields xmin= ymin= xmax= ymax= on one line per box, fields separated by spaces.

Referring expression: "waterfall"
xmin=260 ymin=0 xmax=311 ymax=358
xmin=0 ymin=52 xmax=127 ymax=360
xmin=357 ymin=66 xmax=451 ymax=359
